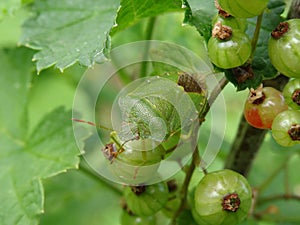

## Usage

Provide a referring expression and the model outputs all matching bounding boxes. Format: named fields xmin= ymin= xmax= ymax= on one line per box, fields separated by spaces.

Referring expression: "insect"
xmin=72 ymin=118 xmax=139 ymax=162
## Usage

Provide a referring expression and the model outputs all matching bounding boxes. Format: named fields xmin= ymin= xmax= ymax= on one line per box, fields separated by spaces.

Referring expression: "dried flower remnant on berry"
xmin=248 ymin=84 xmax=266 ymax=104
xmin=288 ymin=124 xmax=300 ymax=141
xmin=222 ymin=193 xmax=241 ymax=212
xmin=271 ymin=22 xmax=289 ymax=39
xmin=212 ymin=21 xmax=233 ymax=40
xmin=131 ymin=185 xmax=146 ymax=196
xmin=292 ymin=89 xmax=300 ymax=105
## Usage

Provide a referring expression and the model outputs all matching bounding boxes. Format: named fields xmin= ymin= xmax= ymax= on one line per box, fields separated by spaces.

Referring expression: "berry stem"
xmin=249 ymin=13 xmax=264 ymax=61
xmin=140 ymin=16 xmax=157 ymax=77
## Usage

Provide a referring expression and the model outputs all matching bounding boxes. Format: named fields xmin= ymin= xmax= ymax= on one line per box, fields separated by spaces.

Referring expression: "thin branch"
xmin=208 ymin=77 xmax=229 ymax=106
xmin=257 ymin=194 xmax=300 ymax=205
xmin=256 ymin=160 xmax=289 ymax=193
xmin=200 ymin=77 xmax=229 ymax=122
xmin=169 ymin=77 xmax=228 ymax=224
xmin=169 ymin=147 xmax=200 ymax=225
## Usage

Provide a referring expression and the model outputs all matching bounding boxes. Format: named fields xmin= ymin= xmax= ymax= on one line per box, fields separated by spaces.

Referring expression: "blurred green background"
xmin=1 ymin=2 xmax=299 ymax=224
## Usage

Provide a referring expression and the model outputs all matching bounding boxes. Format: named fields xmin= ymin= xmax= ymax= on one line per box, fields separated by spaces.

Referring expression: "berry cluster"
xmin=244 ymin=79 xmax=300 ymax=147
xmin=74 ymin=1 xmax=300 ymax=224
xmin=115 ymin=1 xmax=300 ymax=224
xmin=208 ymin=1 xmax=300 ymax=148
xmin=120 ymin=169 xmax=252 ymax=225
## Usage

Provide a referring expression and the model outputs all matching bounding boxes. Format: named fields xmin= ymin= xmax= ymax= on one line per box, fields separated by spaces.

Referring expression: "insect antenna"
xmin=71 ymin=118 xmax=114 ymax=131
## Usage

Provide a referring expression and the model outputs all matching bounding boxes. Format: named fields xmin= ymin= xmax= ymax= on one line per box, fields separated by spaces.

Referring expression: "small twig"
xmin=256 ymin=160 xmax=289 ymax=193
xmin=257 ymin=194 xmax=300 ymax=205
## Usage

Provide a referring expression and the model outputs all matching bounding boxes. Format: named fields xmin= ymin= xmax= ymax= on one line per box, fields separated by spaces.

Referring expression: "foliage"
xmin=0 ymin=0 xmax=300 ymax=225
xmin=0 ymin=48 xmax=79 ymax=225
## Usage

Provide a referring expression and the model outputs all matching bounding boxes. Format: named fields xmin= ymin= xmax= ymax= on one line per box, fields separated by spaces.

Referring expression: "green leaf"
xmin=40 ymin=169 xmax=122 ymax=225
xmin=183 ymin=0 xmax=217 ymax=42
xmin=0 ymin=0 xmax=21 ymax=20
xmin=0 ymin=48 xmax=79 ymax=225
xmin=111 ymin=0 xmax=183 ymax=34
xmin=247 ymin=0 xmax=285 ymax=78
xmin=20 ymin=0 xmax=119 ymax=73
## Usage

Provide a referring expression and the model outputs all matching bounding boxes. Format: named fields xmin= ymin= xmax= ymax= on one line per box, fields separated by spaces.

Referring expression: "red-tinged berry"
xmin=244 ymin=85 xmax=288 ymax=129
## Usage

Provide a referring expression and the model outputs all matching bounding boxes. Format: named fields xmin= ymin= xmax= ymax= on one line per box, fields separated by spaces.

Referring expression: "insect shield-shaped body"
xmin=106 ymin=76 xmax=201 ymax=185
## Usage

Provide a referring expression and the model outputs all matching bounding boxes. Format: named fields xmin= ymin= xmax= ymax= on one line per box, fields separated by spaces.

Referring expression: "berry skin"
xmin=124 ymin=182 xmax=169 ymax=216
xmin=194 ymin=169 xmax=252 ymax=225
xmin=272 ymin=110 xmax=300 ymax=147
xmin=208 ymin=25 xmax=251 ymax=69
xmin=268 ymin=19 xmax=300 ymax=78
xmin=244 ymin=85 xmax=288 ymax=129
xmin=282 ymin=78 xmax=300 ymax=110
xmin=120 ymin=211 xmax=156 ymax=225
xmin=218 ymin=0 xmax=269 ymax=18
